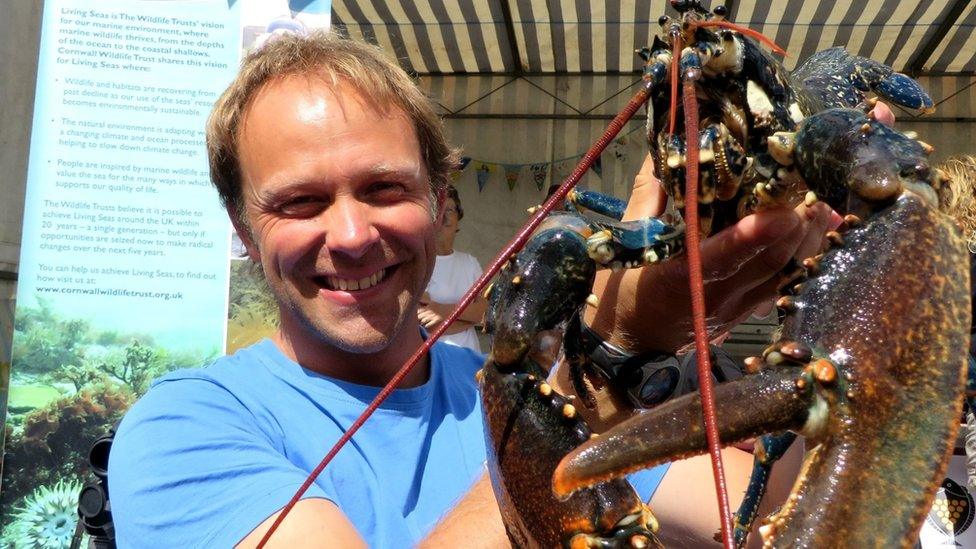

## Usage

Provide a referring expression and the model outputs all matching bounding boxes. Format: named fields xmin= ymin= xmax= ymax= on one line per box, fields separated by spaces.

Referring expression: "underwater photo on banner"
xmin=1 ymin=1 xmax=330 ymax=546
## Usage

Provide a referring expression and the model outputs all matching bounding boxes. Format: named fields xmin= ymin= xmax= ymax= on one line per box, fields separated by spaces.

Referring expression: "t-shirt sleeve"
xmin=108 ymin=377 xmax=331 ymax=547
xmin=627 ymin=463 xmax=670 ymax=502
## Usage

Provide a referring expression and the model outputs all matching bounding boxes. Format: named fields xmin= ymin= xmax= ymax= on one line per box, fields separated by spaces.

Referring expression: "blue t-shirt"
xmin=108 ymin=338 xmax=667 ymax=547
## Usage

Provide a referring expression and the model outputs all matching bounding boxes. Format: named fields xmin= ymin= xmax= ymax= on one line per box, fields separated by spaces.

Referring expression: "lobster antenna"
xmin=254 ymin=80 xmax=656 ymax=549
xmin=682 ymin=72 xmax=735 ymax=549
xmin=696 ymin=20 xmax=788 ymax=57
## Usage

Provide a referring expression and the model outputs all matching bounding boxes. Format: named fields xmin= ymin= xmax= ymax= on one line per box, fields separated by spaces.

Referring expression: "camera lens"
xmin=78 ymin=483 xmax=109 ymax=524
xmin=88 ymin=434 xmax=114 ymax=478
xmin=635 ymin=365 xmax=680 ymax=407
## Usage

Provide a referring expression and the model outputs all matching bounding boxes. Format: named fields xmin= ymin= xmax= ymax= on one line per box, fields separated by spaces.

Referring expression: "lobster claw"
xmin=553 ymin=106 xmax=971 ymax=547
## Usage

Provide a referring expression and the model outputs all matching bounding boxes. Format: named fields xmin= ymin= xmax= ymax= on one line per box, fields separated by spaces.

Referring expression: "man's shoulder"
xmin=456 ymin=250 xmax=482 ymax=268
xmin=151 ymin=338 xmax=280 ymax=389
xmin=120 ymin=339 xmax=285 ymax=425
xmin=432 ymin=339 xmax=483 ymax=362
xmin=431 ymin=340 xmax=484 ymax=387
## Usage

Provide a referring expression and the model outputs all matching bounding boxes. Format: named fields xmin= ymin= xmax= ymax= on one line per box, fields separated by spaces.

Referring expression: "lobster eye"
xmin=658 ymin=15 xmax=670 ymax=27
xmin=713 ymin=5 xmax=728 ymax=17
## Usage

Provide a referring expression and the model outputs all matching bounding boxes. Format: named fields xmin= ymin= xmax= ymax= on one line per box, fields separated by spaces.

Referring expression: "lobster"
xmin=256 ymin=2 xmax=969 ymax=547
xmin=477 ymin=1 xmax=970 ymax=547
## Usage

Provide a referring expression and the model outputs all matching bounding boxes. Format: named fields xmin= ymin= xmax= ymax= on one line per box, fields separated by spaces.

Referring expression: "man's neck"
xmin=271 ymin=323 xmax=431 ymax=388
xmin=435 ymin=236 xmax=454 ymax=256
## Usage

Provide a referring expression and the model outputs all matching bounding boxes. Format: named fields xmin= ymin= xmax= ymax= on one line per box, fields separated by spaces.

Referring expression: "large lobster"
xmin=257 ymin=2 xmax=970 ymax=548
xmin=478 ymin=1 xmax=970 ymax=547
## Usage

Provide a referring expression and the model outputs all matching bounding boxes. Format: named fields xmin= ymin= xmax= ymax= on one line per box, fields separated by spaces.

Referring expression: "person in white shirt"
xmin=418 ymin=185 xmax=487 ymax=353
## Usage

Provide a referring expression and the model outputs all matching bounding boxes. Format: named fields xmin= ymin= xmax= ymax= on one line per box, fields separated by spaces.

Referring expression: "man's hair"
xmin=445 ymin=184 xmax=464 ymax=221
xmin=937 ymin=155 xmax=976 ymax=250
xmin=207 ymin=30 xmax=458 ymax=220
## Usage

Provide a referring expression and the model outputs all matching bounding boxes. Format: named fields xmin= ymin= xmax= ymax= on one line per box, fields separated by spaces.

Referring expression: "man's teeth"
xmin=327 ymin=269 xmax=386 ymax=291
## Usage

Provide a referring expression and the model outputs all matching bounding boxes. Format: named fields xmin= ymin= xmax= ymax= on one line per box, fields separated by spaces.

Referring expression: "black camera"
xmin=76 ymin=427 xmax=117 ymax=549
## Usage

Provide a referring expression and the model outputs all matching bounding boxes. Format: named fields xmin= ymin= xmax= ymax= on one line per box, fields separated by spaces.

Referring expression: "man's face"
xmin=235 ymin=75 xmax=438 ymax=355
xmin=435 ymin=197 xmax=459 ymax=249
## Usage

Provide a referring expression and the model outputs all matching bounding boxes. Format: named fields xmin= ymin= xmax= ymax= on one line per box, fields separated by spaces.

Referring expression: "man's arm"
xmin=419 ymin=473 xmax=509 ymax=548
xmin=237 ymin=500 xmax=368 ymax=548
xmin=418 ymin=290 xmax=489 ymax=331
xmin=238 ymin=474 xmax=508 ymax=548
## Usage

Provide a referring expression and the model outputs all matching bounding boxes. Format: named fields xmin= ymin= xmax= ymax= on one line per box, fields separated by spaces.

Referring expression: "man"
xmin=109 ymin=31 xmax=833 ymax=547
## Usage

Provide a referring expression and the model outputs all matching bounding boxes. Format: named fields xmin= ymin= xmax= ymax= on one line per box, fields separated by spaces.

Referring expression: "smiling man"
xmin=108 ymin=31 xmax=834 ymax=548
xmin=108 ymin=33 xmax=499 ymax=548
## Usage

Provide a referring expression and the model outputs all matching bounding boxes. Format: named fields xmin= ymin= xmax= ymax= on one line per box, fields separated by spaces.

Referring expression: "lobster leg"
xmin=570 ymin=189 xmax=629 ymax=219
xmin=731 ymin=432 xmax=798 ymax=547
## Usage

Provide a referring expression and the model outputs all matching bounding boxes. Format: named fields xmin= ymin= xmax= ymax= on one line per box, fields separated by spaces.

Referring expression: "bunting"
xmin=529 ymin=164 xmax=548 ymax=191
xmin=503 ymin=164 xmax=520 ymax=191
xmin=476 ymin=163 xmax=492 ymax=192
xmin=450 ymin=125 xmax=639 ymax=192
xmin=450 ymin=156 xmax=472 ymax=181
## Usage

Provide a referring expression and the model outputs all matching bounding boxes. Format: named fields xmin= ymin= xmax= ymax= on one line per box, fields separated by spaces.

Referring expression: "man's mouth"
xmin=319 ymin=268 xmax=388 ymax=291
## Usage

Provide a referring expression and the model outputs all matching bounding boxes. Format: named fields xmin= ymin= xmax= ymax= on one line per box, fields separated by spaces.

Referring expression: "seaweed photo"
xmin=1 ymin=297 xmax=213 ymax=545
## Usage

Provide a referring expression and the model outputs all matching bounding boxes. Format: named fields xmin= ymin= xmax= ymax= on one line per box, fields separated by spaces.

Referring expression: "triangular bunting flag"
xmin=530 ymin=164 xmax=549 ymax=191
xmin=503 ymin=164 xmax=521 ymax=191
xmin=552 ymin=160 xmax=573 ymax=182
xmin=451 ymin=156 xmax=472 ymax=181
xmin=591 ymin=156 xmax=603 ymax=179
xmin=476 ymin=163 xmax=492 ymax=192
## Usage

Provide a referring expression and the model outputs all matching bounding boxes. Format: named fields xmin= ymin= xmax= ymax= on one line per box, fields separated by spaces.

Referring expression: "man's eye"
xmin=369 ymin=182 xmax=407 ymax=198
xmin=278 ymin=197 xmax=325 ymax=216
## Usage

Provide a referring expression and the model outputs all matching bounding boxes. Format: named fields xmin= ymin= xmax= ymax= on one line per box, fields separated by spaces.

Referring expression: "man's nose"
xmin=323 ymin=199 xmax=379 ymax=258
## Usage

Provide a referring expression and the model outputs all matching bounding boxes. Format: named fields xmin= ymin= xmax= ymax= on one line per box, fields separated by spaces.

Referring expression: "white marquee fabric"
xmin=333 ymin=0 xmax=976 ymax=76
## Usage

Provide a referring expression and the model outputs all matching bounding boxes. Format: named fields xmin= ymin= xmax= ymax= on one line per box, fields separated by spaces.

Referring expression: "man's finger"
xmin=674 ymin=208 xmax=802 ymax=285
xmin=871 ymin=101 xmax=896 ymax=126
xmin=622 ymin=153 xmax=668 ymax=221
xmin=791 ymin=201 xmax=833 ymax=261
xmin=701 ymin=210 xmax=809 ymax=302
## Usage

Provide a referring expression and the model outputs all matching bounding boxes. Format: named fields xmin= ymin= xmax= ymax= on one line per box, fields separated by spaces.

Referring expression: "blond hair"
xmin=937 ymin=155 xmax=976 ymax=251
xmin=206 ymin=30 xmax=457 ymax=219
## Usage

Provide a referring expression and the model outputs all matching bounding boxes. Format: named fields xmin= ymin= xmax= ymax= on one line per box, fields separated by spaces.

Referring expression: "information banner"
xmin=2 ymin=1 xmax=329 ymax=546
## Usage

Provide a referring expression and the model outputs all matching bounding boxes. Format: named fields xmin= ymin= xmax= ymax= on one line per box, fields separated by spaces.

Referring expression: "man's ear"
xmin=434 ymin=186 xmax=447 ymax=224
xmin=228 ymin=206 xmax=261 ymax=263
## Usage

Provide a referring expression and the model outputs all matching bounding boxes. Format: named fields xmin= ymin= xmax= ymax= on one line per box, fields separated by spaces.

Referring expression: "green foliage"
xmin=228 ymin=261 xmax=279 ymax=326
xmin=1 ymin=383 xmax=133 ymax=510
xmin=101 ymin=340 xmax=170 ymax=395
xmin=11 ymin=299 xmax=206 ymax=395
xmin=3 ymin=299 xmax=214 ymax=527
xmin=12 ymin=298 xmax=91 ymax=377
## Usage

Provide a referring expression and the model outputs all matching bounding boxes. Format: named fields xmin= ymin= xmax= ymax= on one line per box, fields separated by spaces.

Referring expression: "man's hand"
xmin=418 ymin=303 xmax=448 ymax=329
xmin=584 ymin=154 xmax=833 ymax=354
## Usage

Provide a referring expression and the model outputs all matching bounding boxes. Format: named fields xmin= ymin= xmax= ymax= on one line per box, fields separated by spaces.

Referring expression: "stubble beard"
xmin=278 ymin=283 xmax=423 ymax=357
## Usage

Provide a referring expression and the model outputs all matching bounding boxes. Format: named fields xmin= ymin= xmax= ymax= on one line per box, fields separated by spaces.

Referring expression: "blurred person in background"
xmin=418 ymin=184 xmax=487 ymax=353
